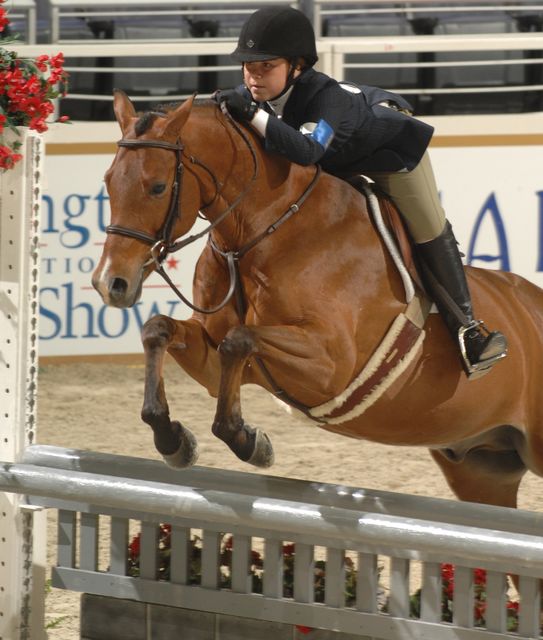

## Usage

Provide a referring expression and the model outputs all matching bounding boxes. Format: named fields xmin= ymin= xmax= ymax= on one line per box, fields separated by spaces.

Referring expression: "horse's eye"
xmin=150 ymin=183 xmax=166 ymax=196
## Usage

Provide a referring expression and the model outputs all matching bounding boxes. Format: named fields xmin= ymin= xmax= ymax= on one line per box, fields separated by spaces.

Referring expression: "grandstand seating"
xmin=17 ymin=1 xmax=543 ymax=119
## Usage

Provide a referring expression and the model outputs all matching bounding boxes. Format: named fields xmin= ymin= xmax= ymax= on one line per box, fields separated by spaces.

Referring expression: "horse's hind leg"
xmin=212 ymin=325 xmax=274 ymax=467
xmin=141 ymin=314 xmax=199 ymax=468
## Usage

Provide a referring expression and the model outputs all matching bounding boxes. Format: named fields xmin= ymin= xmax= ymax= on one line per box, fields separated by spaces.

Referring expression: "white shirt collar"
xmin=266 ymin=85 xmax=294 ymax=118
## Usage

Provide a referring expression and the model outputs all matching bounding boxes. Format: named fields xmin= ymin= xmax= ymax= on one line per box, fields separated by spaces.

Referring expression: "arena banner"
xmin=39 ymin=128 xmax=543 ymax=357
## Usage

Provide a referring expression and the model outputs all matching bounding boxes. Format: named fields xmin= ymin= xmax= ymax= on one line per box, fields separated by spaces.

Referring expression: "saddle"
xmin=346 ymin=175 xmax=424 ymax=297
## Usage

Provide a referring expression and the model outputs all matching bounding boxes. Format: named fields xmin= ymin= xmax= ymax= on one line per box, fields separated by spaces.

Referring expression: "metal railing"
xmin=4 ymin=0 xmax=36 ymax=43
xmin=10 ymin=33 xmax=543 ymax=119
xmin=312 ymin=0 xmax=543 ymax=37
xmin=45 ymin=0 xmax=299 ymax=43
xmin=1 ymin=444 xmax=542 ymax=638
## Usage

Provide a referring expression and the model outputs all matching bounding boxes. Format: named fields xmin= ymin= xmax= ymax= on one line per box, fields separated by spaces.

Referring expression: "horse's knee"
xmin=141 ymin=395 xmax=167 ymax=428
xmin=142 ymin=314 xmax=177 ymax=349
xmin=219 ymin=326 xmax=257 ymax=360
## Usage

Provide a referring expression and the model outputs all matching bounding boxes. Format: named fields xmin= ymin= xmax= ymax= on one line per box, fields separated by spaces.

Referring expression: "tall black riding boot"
xmin=416 ymin=221 xmax=507 ymax=378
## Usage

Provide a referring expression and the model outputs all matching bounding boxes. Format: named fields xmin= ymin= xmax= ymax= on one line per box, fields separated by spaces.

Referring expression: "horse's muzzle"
xmin=91 ymin=269 xmax=143 ymax=309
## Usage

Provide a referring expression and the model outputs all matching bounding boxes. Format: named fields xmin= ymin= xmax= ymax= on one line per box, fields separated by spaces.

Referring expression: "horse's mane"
xmin=134 ymin=98 xmax=217 ymax=137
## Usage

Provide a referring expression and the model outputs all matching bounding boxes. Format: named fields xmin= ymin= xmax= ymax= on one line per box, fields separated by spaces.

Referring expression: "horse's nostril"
xmin=110 ymin=277 xmax=128 ymax=298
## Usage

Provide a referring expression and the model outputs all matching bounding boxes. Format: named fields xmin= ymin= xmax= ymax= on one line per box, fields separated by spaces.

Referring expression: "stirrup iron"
xmin=458 ymin=320 xmax=507 ymax=379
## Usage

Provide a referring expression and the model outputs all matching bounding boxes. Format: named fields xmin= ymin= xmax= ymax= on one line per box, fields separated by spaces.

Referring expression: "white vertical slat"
xmin=325 ymin=547 xmax=345 ymax=607
xmin=79 ymin=513 xmax=99 ymax=572
xmin=109 ymin=517 xmax=128 ymax=576
xmin=356 ymin=552 xmax=379 ymax=613
xmin=420 ymin=562 xmax=442 ymax=623
xmin=388 ymin=557 xmax=410 ymax=617
xmin=170 ymin=525 xmax=191 ymax=585
xmin=518 ymin=575 xmax=540 ymax=638
xmin=484 ymin=570 xmax=507 ymax=633
xmin=201 ymin=530 xmax=221 ymax=589
xmin=453 ymin=566 xmax=474 ymax=628
xmin=263 ymin=539 xmax=283 ymax=598
xmin=294 ymin=543 xmax=314 ymax=603
xmin=57 ymin=509 xmax=77 ymax=568
xmin=231 ymin=534 xmax=252 ymax=593
xmin=139 ymin=521 xmax=159 ymax=580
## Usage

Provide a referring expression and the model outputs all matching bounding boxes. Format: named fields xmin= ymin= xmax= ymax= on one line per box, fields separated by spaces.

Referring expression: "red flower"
xmin=128 ymin=533 xmax=141 ymax=560
xmin=0 ymin=8 xmax=8 ymax=33
xmin=473 ymin=568 xmax=487 ymax=585
xmin=0 ymin=144 xmax=22 ymax=169
xmin=0 ymin=14 xmax=69 ymax=169
xmin=474 ymin=602 xmax=487 ymax=622
xmin=295 ymin=625 xmax=313 ymax=634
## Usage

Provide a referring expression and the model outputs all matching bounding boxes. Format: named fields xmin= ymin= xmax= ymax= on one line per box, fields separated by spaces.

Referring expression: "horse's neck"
xmin=189 ymin=109 xmax=301 ymax=247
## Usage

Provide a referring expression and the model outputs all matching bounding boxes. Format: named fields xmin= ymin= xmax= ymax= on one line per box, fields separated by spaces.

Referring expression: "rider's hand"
xmin=215 ymin=90 xmax=258 ymax=122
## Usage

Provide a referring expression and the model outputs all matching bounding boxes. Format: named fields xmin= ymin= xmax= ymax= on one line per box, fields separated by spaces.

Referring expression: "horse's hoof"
xmin=247 ymin=429 xmax=274 ymax=468
xmin=162 ymin=422 xmax=199 ymax=469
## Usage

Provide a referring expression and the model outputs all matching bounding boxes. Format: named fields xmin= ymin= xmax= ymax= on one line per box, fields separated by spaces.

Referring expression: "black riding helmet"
xmin=231 ymin=6 xmax=318 ymax=67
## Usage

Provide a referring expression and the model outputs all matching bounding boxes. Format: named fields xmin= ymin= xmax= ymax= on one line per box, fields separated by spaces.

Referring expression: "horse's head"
xmin=92 ymin=90 xmax=204 ymax=308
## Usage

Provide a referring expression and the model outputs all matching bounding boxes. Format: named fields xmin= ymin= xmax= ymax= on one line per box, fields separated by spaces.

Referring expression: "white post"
xmin=0 ymin=130 xmax=46 ymax=639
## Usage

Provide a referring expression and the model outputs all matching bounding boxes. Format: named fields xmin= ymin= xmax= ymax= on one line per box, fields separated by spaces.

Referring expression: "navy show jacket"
xmin=237 ymin=68 xmax=434 ymax=175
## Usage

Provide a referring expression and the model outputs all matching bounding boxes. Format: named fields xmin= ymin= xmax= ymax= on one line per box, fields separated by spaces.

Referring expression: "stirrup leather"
xmin=458 ymin=320 xmax=507 ymax=379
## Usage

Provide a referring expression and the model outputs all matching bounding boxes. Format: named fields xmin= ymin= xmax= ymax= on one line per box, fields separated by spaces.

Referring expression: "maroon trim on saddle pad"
xmin=319 ymin=318 xmax=421 ymax=420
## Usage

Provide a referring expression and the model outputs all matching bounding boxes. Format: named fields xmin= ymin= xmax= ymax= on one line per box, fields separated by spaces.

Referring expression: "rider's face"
xmin=243 ymin=58 xmax=296 ymax=102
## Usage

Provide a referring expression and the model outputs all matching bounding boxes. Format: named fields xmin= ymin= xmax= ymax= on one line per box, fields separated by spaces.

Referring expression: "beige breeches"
xmin=365 ymin=151 xmax=446 ymax=243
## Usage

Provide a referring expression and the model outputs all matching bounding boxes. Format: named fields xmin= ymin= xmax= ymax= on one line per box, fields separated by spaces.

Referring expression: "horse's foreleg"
xmin=141 ymin=314 xmax=201 ymax=468
xmin=212 ymin=325 xmax=274 ymax=467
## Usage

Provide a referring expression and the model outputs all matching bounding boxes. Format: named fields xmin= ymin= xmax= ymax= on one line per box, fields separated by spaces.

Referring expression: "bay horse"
xmin=93 ymin=89 xmax=543 ymax=512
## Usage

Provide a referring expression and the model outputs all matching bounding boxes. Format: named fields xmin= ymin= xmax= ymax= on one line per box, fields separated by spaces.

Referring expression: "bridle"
xmin=106 ymin=107 xmax=320 ymax=314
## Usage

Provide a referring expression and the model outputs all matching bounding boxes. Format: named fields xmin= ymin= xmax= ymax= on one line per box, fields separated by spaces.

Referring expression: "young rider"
xmin=215 ymin=6 xmax=507 ymax=379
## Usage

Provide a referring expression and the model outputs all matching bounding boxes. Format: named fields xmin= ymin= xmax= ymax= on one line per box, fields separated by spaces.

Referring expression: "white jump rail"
xmin=1 ymin=444 xmax=542 ymax=639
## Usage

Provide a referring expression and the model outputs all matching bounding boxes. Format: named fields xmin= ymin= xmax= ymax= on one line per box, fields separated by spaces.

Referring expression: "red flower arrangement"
xmin=410 ymin=563 xmax=521 ymax=631
xmin=0 ymin=0 xmax=68 ymax=170
xmin=128 ymin=529 xmax=524 ymax=634
xmin=127 ymin=526 xmax=360 ymax=636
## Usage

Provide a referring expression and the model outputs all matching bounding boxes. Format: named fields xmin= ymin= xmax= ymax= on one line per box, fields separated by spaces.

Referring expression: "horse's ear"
xmin=158 ymin=94 xmax=196 ymax=139
xmin=113 ymin=89 xmax=137 ymax=134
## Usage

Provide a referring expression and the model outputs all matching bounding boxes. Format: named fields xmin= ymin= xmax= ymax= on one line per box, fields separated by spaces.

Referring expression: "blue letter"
xmin=41 ymin=194 xmax=58 ymax=234
xmin=61 ymin=194 xmax=90 ymax=249
xmin=62 ymin=283 xmax=99 ymax=338
xmin=467 ymin=193 xmax=510 ymax=271
xmin=131 ymin=300 xmax=182 ymax=331
xmin=39 ymin=288 xmax=62 ymax=340
xmin=94 ymin=185 xmax=110 ymax=231
xmin=97 ymin=306 xmax=129 ymax=338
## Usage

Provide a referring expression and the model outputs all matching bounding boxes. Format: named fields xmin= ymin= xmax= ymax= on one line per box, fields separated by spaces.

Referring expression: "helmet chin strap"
xmin=268 ymin=61 xmax=302 ymax=101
